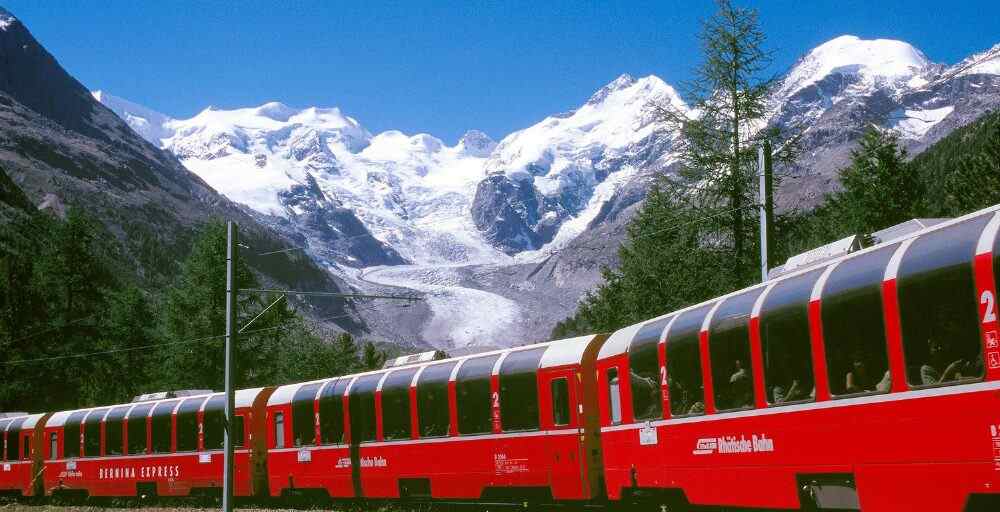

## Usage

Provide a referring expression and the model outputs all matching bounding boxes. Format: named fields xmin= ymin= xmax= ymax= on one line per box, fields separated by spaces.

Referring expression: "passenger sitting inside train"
xmin=845 ymin=351 xmax=891 ymax=394
xmin=921 ymin=337 xmax=971 ymax=385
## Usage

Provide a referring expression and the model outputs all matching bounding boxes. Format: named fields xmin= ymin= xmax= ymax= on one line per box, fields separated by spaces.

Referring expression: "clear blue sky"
xmin=4 ymin=0 xmax=997 ymax=143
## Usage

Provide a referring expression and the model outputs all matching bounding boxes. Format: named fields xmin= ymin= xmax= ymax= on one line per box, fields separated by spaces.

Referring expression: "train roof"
xmin=268 ymin=334 xmax=606 ymax=407
xmin=598 ymin=203 xmax=1000 ymax=360
xmin=46 ymin=387 xmax=269 ymax=427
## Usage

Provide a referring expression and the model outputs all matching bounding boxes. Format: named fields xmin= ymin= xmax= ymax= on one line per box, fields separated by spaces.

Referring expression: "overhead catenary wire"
xmin=0 ymin=307 xmax=373 ymax=367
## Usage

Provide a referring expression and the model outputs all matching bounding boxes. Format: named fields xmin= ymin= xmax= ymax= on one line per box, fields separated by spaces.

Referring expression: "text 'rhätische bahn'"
xmin=5 ymin=203 xmax=1000 ymax=512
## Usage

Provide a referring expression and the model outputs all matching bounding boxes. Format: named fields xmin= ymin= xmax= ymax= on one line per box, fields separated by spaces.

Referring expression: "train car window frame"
xmin=666 ymin=304 xmax=714 ymax=417
xmin=822 ymin=245 xmax=898 ymax=398
xmin=710 ymin=288 xmax=765 ymax=411
xmin=0 ymin=420 xmax=9 ymax=461
xmin=103 ymin=406 xmax=131 ymax=456
xmin=175 ymin=397 xmax=205 ymax=453
xmin=760 ymin=268 xmax=823 ymax=405
xmin=416 ymin=361 xmax=457 ymax=438
xmin=498 ymin=348 xmax=546 ymax=432
xmin=381 ymin=367 xmax=419 ymax=441
xmin=126 ymin=403 xmax=152 ymax=455
xmin=348 ymin=373 xmax=383 ymax=443
xmin=49 ymin=432 xmax=57 ymax=460
xmin=274 ymin=412 xmax=285 ymax=449
xmin=5 ymin=418 xmax=25 ymax=461
xmin=607 ymin=367 xmax=622 ymax=425
xmin=629 ymin=317 xmax=671 ymax=421
xmin=63 ymin=411 xmax=87 ymax=459
xmin=319 ymin=378 xmax=348 ymax=445
xmin=203 ymin=395 xmax=243 ymax=450
xmin=150 ymin=401 xmax=178 ymax=454
xmin=456 ymin=354 xmax=501 ymax=435
xmin=83 ymin=409 xmax=108 ymax=457
xmin=550 ymin=377 xmax=571 ymax=427
xmin=898 ymin=216 xmax=991 ymax=389
xmin=292 ymin=383 xmax=322 ymax=447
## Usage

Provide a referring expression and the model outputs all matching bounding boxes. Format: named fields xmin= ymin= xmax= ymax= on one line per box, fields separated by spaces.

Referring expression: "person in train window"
xmin=727 ymin=359 xmax=752 ymax=408
xmin=846 ymin=351 xmax=882 ymax=393
xmin=921 ymin=337 xmax=969 ymax=385
xmin=668 ymin=377 xmax=690 ymax=414
xmin=630 ymin=370 xmax=660 ymax=419
xmin=773 ymin=379 xmax=801 ymax=404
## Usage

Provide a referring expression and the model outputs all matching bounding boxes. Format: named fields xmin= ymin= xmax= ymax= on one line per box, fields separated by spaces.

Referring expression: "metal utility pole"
xmin=758 ymin=141 xmax=774 ymax=282
xmin=223 ymin=221 xmax=237 ymax=512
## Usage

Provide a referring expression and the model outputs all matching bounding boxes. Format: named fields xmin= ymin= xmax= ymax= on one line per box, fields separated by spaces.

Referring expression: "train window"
xmin=499 ymin=347 xmax=546 ymax=432
xmin=607 ymin=368 xmax=622 ymax=424
xmin=292 ymin=383 xmax=322 ymax=447
xmin=382 ymin=367 xmax=419 ymax=441
xmin=349 ymin=374 xmax=383 ymax=443
xmin=898 ymin=216 xmax=991 ymax=387
xmin=760 ymin=268 xmax=822 ymax=403
xmin=629 ymin=317 xmax=670 ymax=421
xmin=456 ymin=354 xmax=501 ymax=435
xmin=22 ymin=435 xmax=30 ymax=460
xmin=319 ymin=378 xmax=348 ymax=445
xmin=175 ymin=397 xmax=205 ymax=452
xmin=204 ymin=398 xmax=245 ymax=449
xmin=50 ymin=433 xmax=57 ymax=460
xmin=204 ymin=396 xmax=225 ymax=450
xmin=0 ymin=420 xmax=8 ymax=461
xmin=416 ymin=361 xmax=458 ymax=438
xmin=150 ymin=401 xmax=178 ymax=454
xmin=5 ymin=418 xmax=24 ymax=460
xmin=104 ymin=406 xmax=130 ymax=456
xmin=551 ymin=378 xmax=571 ymax=426
xmin=274 ymin=412 xmax=285 ymax=449
xmin=710 ymin=288 xmax=765 ymax=411
xmin=666 ymin=304 xmax=713 ymax=416
xmin=126 ymin=403 xmax=152 ymax=454
xmin=83 ymin=409 xmax=107 ymax=457
xmin=823 ymin=245 xmax=898 ymax=396
xmin=63 ymin=412 xmax=86 ymax=458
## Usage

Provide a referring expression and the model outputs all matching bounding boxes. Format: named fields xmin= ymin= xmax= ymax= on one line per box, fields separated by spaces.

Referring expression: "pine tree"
xmin=833 ymin=127 xmax=924 ymax=234
xmin=648 ymin=0 xmax=794 ymax=282
xmin=156 ymin=220 xmax=296 ymax=391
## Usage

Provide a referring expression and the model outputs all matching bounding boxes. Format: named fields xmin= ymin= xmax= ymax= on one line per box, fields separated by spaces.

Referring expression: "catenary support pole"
xmin=223 ymin=221 xmax=237 ymax=512
xmin=758 ymin=141 xmax=773 ymax=282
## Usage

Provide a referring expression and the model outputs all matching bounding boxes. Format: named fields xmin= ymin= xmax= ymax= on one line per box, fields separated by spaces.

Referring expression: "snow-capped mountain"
xmin=767 ymin=36 xmax=1000 ymax=207
xmin=93 ymin=34 xmax=1000 ymax=348
xmin=473 ymin=74 xmax=686 ymax=254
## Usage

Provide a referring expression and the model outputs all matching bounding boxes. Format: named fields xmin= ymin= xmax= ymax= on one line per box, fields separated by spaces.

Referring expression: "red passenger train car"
xmin=595 ymin=205 xmax=1000 ymax=511
xmin=37 ymin=388 xmax=273 ymax=498
xmin=264 ymin=334 xmax=608 ymax=503
xmin=5 ymin=204 xmax=1000 ymax=511
xmin=1 ymin=413 xmax=48 ymax=497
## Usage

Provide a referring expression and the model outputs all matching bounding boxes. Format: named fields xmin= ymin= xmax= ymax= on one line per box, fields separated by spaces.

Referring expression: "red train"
xmin=3 ymin=203 xmax=1000 ymax=511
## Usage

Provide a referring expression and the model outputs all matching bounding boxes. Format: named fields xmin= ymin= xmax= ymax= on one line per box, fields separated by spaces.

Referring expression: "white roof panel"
xmin=21 ymin=413 xmax=46 ymax=429
xmin=46 ymin=411 xmax=74 ymax=428
xmin=539 ymin=335 xmax=598 ymax=369
xmin=236 ymin=387 xmax=266 ymax=408
xmin=598 ymin=322 xmax=643 ymax=359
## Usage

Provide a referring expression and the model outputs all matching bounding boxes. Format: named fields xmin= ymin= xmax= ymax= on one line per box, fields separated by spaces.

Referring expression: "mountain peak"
xmin=950 ymin=41 xmax=1000 ymax=77
xmin=777 ymin=35 xmax=933 ymax=99
xmin=586 ymin=73 xmax=639 ymax=105
xmin=254 ymin=101 xmax=297 ymax=121
xmin=457 ymin=129 xmax=496 ymax=157
xmin=0 ymin=7 xmax=17 ymax=31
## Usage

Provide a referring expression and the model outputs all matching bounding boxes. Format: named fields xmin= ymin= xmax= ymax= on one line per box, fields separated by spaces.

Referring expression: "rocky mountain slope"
xmin=0 ymin=7 xmax=361 ymax=333
xmin=94 ymin=33 xmax=1000 ymax=348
